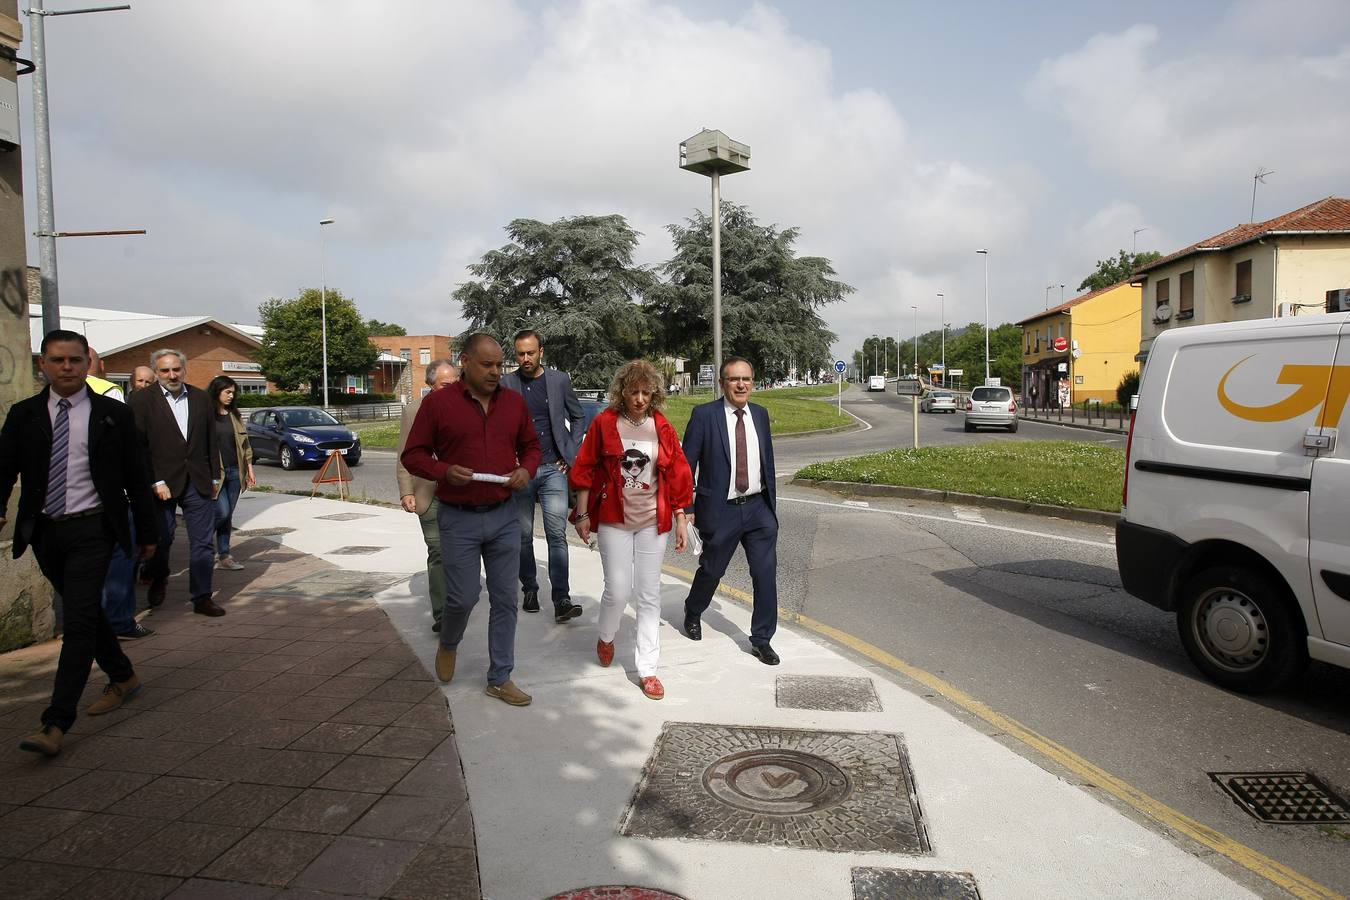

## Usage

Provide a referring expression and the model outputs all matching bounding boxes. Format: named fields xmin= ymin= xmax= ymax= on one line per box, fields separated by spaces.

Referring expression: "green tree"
xmin=648 ymin=203 xmax=850 ymax=383
xmin=1116 ymin=370 xmax=1140 ymax=407
xmin=365 ymin=318 xmax=407 ymax=336
xmin=454 ymin=215 xmax=656 ymax=386
xmin=257 ymin=288 xmax=378 ymax=397
xmin=935 ymin=322 xmax=1022 ymax=389
xmin=1077 ymin=249 xmax=1162 ymax=292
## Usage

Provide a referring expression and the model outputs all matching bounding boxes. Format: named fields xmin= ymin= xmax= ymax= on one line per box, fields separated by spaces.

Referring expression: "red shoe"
xmin=596 ymin=639 xmax=614 ymax=668
xmin=640 ymin=676 xmax=664 ymax=700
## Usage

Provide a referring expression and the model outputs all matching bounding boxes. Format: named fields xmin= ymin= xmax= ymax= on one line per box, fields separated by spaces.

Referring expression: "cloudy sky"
xmin=18 ymin=0 xmax=1350 ymax=358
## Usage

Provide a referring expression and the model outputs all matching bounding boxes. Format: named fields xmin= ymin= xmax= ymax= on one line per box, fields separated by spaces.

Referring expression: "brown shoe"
xmin=485 ymin=680 xmax=531 ymax=706
xmin=18 ymin=725 xmax=64 ymax=757
xmin=85 ymin=674 xmax=142 ymax=716
xmin=192 ymin=596 xmax=226 ymax=617
xmin=435 ymin=647 xmax=456 ymax=683
xmin=597 ymin=639 xmax=614 ymax=668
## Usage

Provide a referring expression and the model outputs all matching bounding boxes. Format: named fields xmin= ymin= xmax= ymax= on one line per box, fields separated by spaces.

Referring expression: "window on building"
xmin=1328 ymin=289 xmax=1350 ymax=313
xmin=1178 ymin=271 xmax=1194 ymax=319
xmin=1156 ymin=278 xmax=1170 ymax=307
xmin=237 ymin=380 xmax=268 ymax=395
xmin=419 ymin=348 xmax=431 ymax=365
xmin=1024 ymin=331 xmax=1031 ymax=353
xmin=1235 ymin=260 xmax=1252 ymax=302
xmin=400 ymin=348 xmax=412 ymax=360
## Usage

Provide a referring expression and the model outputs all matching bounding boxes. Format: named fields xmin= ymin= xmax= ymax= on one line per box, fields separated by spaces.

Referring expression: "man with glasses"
xmin=679 ymin=357 xmax=782 ymax=665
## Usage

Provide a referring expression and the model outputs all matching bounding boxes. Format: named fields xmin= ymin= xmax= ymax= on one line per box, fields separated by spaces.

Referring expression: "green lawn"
xmin=794 ymin=440 xmax=1125 ymax=512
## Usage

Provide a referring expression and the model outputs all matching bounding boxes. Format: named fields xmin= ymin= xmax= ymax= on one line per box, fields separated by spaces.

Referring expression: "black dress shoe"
xmin=146 ymin=579 xmax=166 ymax=609
xmin=684 ymin=614 xmax=702 ymax=641
xmin=432 ymin=616 xmax=442 ymax=634
xmin=522 ymin=590 xmax=540 ymax=613
xmin=554 ymin=600 xmax=582 ymax=623
xmin=750 ymin=643 xmax=780 ymax=665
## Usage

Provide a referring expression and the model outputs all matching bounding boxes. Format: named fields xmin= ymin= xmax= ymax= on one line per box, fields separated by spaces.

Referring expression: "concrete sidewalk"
xmin=233 ymin=493 xmax=1252 ymax=900
xmin=2 ymin=492 xmax=1258 ymax=899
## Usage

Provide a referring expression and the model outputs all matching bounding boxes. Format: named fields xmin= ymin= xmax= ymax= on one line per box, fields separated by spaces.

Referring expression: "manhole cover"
xmin=315 ymin=512 xmax=376 ymax=521
xmin=777 ymin=675 xmax=882 ymax=712
xmin=234 ymin=526 xmax=296 ymax=537
xmin=253 ymin=570 xmax=407 ymax=600
xmin=621 ymin=723 xmax=927 ymax=853
xmin=328 ymin=546 xmax=388 ymax=556
xmin=1210 ymin=772 xmax=1350 ymax=824
xmin=548 ymin=889 xmax=686 ymax=900
xmin=853 ymin=868 xmax=981 ymax=899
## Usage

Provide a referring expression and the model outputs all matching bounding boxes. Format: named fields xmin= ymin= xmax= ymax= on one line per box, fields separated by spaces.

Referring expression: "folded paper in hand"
xmin=470 ymin=473 xmax=511 ymax=484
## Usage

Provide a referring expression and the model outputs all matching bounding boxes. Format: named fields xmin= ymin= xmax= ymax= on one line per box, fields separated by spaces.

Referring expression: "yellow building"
xmin=1018 ymin=281 xmax=1141 ymax=408
xmin=1134 ymin=196 xmax=1350 ymax=365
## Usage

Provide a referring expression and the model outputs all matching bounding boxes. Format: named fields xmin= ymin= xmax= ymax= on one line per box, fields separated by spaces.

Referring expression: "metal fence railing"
xmin=324 ymin=402 xmax=405 ymax=423
xmin=1019 ymin=402 xmax=1128 ymax=432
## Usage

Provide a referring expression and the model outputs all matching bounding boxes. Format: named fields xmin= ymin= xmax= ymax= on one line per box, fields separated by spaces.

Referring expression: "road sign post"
xmin=834 ymin=359 xmax=846 ymax=413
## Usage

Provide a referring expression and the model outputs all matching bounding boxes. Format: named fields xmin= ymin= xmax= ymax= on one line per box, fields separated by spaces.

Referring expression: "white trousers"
xmin=596 ymin=523 xmax=669 ymax=678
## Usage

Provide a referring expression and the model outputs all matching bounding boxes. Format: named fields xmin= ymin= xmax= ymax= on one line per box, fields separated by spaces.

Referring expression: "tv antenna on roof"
xmin=1251 ymin=167 xmax=1274 ymax=223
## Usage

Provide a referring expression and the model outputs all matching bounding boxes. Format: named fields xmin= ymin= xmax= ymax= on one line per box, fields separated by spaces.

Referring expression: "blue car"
xmin=246 ymin=407 xmax=362 ymax=470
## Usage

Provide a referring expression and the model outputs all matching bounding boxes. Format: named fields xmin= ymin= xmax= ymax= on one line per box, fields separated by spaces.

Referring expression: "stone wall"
xmin=0 ymin=1 xmax=53 ymax=652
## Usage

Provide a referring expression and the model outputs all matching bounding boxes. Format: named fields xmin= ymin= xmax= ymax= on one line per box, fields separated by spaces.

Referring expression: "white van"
xmin=868 ymin=375 xmax=886 ymax=392
xmin=1117 ymin=313 xmax=1350 ymax=692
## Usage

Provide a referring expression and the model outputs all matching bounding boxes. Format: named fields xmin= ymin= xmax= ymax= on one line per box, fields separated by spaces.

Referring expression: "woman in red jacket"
xmin=570 ymin=360 xmax=693 ymax=700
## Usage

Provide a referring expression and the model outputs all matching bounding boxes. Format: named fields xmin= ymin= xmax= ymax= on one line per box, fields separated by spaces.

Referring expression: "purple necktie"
xmin=46 ymin=398 xmax=71 ymax=516
xmin=734 ymin=409 xmax=749 ymax=494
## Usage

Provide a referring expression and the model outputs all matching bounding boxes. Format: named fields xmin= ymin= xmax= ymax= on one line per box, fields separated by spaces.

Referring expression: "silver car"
xmin=964 ymin=386 xmax=1018 ymax=432
xmin=920 ymin=390 xmax=957 ymax=414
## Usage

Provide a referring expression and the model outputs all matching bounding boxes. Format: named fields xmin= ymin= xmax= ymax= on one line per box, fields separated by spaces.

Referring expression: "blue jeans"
xmin=513 ymin=463 xmax=570 ymax=604
xmin=215 ymin=466 xmax=243 ymax=556
xmin=101 ymin=511 xmax=138 ymax=634
xmin=438 ymin=501 xmax=520 ymax=685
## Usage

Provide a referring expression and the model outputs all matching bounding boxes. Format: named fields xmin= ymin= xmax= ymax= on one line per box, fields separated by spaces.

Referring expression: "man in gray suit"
xmin=500 ymin=330 xmax=586 ymax=623
xmin=395 ymin=358 xmax=458 ymax=633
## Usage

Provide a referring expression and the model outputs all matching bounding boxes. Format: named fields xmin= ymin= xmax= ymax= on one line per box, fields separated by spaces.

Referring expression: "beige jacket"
xmin=395 ymin=393 xmax=438 ymax=513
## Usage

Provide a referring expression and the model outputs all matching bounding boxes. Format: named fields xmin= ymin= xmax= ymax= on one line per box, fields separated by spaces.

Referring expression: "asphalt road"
xmin=253 ymin=388 xmax=1348 ymax=894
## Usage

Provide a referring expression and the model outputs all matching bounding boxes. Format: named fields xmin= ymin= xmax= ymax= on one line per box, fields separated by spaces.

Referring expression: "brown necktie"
xmin=734 ymin=409 xmax=749 ymax=494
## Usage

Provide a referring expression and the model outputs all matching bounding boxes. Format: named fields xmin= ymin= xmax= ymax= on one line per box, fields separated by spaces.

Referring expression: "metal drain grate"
xmin=852 ymin=868 xmax=981 ymax=900
xmin=621 ymin=722 xmax=927 ymax=853
xmin=328 ymin=546 xmax=387 ymax=556
xmin=1210 ymin=772 xmax=1350 ymax=824
xmin=234 ymin=526 xmax=296 ymax=537
xmin=315 ymin=512 xmax=376 ymax=521
xmin=777 ymin=675 xmax=882 ymax=712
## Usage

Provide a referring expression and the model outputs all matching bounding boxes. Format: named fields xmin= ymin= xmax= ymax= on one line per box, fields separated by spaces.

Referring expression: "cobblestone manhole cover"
xmin=234 ymin=526 xmax=296 ymax=537
xmin=1210 ymin=772 xmax=1350 ymax=824
xmin=621 ymin=723 xmax=927 ymax=853
xmin=327 ymin=545 xmax=388 ymax=556
xmin=254 ymin=570 xmax=406 ymax=600
xmin=548 ymin=888 xmax=686 ymax=900
xmin=315 ymin=512 xmax=376 ymax=521
xmin=777 ymin=675 xmax=882 ymax=712
xmin=853 ymin=868 xmax=981 ymax=899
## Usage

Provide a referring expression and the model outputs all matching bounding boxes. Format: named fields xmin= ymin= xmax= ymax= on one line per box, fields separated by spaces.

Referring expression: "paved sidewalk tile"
xmin=0 ymin=531 xmax=477 ymax=896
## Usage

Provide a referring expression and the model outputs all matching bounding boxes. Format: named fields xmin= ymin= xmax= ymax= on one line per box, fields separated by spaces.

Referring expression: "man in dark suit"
xmin=680 ymin=356 xmax=781 ymax=664
xmin=1 ymin=330 xmax=158 ymax=756
xmin=500 ymin=329 xmax=586 ymax=622
xmin=128 ymin=349 xmax=224 ymax=616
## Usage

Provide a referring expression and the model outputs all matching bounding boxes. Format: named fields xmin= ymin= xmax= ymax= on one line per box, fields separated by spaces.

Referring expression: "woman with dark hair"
xmin=569 ymin=360 xmax=693 ymax=700
xmin=207 ymin=375 xmax=256 ymax=570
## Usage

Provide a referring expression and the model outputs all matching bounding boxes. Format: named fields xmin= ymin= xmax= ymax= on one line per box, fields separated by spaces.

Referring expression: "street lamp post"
xmin=911 ymin=305 xmax=918 ymax=378
xmin=872 ymin=335 xmax=878 ymax=377
xmin=976 ymin=249 xmax=990 ymax=384
xmin=319 ymin=218 xmax=335 ymax=408
xmin=679 ymin=130 xmax=750 ymax=396
xmin=937 ymin=292 xmax=945 ymax=386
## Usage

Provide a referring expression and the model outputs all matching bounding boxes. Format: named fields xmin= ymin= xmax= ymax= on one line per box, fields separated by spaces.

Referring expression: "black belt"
xmin=727 ymin=493 xmax=762 ymax=506
xmin=40 ymin=505 xmax=105 ymax=522
xmin=444 ymin=500 xmax=506 ymax=514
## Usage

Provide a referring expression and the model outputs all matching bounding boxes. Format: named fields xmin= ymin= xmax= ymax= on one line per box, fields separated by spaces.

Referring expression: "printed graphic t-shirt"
xmin=616 ymin=415 xmax=659 ymax=531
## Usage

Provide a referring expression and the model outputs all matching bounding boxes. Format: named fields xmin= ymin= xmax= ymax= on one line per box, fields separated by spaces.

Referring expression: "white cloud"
xmin=1027 ymin=17 xmax=1350 ymax=195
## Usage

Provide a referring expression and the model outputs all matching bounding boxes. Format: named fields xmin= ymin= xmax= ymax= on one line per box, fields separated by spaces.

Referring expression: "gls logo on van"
xmin=1218 ymin=356 xmax=1350 ymax=427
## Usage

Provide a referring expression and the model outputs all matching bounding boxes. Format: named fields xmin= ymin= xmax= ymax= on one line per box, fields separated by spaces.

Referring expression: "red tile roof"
xmin=1134 ymin=196 xmax=1350 ymax=276
xmin=1016 ymin=280 xmax=1132 ymax=325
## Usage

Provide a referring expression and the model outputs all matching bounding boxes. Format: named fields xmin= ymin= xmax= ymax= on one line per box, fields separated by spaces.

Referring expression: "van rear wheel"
xmin=1176 ymin=565 xmax=1306 ymax=693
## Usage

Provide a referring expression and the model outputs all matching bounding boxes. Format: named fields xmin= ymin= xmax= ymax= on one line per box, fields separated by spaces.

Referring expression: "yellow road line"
xmin=662 ymin=563 xmax=1344 ymax=900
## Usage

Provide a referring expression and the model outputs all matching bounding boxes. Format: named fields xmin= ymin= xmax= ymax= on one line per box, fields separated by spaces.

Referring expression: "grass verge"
xmin=794 ymin=440 xmax=1125 ymax=512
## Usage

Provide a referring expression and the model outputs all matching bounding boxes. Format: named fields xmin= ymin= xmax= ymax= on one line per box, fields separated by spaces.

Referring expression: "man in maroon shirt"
xmin=402 ymin=334 xmax=541 ymax=707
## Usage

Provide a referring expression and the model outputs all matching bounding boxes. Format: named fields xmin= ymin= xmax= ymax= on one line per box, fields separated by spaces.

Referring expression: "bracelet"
xmin=574 ymin=512 xmax=589 ymax=522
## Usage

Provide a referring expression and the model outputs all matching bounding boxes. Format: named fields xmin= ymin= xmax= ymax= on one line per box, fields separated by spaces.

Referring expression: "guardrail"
xmin=1019 ymin=402 xmax=1128 ymax=432
xmin=323 ymin=402 xmax=405 ymax=423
